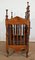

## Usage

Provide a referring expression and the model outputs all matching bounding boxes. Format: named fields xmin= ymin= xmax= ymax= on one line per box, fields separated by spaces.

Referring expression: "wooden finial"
xmin=27 ymin=2 xmax=30 ymax=11
xmin=25 ymin=2 xmax=30 ymax=19
xmin=11 ymin=12 xmax=13 ymax=18
xmin=6 ymin=9 xmax=8 ymax=19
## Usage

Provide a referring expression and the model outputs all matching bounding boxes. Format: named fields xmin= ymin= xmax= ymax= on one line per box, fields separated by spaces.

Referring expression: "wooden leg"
xmin=6 ymin=44 xmax=9 ymax=57
xmin=6 ymin=41 xmax=9 ymax=57
xmin=26 ymin=49 xmax=28 ymax=57
xmin=6 ymin=49 xmax=9 ymax=57
xmin=26 ymin=45 xmax=29 ymax=57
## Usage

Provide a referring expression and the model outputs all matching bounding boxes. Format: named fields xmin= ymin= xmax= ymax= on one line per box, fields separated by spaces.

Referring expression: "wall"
xmin=0 ymin=0 xmax=35 ymax=42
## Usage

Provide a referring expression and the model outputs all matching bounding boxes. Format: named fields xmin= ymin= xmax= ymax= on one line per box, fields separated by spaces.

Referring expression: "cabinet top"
xmin=5 ymin=16 xmax=30 ymax=27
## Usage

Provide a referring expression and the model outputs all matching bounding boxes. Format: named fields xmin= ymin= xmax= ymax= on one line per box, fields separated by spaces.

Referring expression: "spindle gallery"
xmin=5 ymin=2 xmax=30 ymax=57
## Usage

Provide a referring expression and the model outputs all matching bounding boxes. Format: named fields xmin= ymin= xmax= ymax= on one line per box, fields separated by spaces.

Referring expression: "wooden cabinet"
xmin=5 ymin=2 xmax=30 ymax=57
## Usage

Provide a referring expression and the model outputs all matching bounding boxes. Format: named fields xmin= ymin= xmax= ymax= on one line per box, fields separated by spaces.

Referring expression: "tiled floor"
xmin=0 ymin=41 xmax=35 ymax=60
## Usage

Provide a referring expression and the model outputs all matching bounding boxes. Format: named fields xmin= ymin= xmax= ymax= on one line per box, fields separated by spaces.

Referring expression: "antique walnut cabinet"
xmin=5 ymin=2 xmax=30 ymax=57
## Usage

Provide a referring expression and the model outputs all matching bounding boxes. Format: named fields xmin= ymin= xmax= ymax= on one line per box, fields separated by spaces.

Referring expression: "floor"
xmin=0 ymin=41 xmax=35 ymax=60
